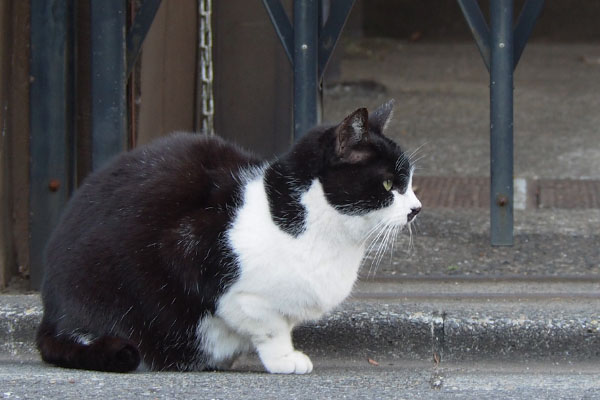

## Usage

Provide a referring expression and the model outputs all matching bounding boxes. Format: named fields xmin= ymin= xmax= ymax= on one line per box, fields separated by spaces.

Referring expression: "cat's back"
xmin=85 ymin=132 xmax=260 ymax=198
xmin=44 ymin=133 xmax=262 ymax=274
xmin=64 ymin=133 xmax=259 ymax=214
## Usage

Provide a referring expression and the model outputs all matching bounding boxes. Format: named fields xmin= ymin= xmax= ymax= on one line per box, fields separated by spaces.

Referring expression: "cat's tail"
xmin=36 ymin=319 xmax=141 ymax=372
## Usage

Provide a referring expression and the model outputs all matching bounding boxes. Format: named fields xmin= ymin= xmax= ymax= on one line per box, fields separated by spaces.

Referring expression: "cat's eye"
xmin=383 ymin=179 xmax=393 ymax=191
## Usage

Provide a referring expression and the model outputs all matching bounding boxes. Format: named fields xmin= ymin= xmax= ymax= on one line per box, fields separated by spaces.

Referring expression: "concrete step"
xmin=295 ymin=278 xmax=600 ymax=363
xmin=3 ymin=278 xmax=599 ymax=363
xmin=353 ymin=275 xmax=600 ymax=300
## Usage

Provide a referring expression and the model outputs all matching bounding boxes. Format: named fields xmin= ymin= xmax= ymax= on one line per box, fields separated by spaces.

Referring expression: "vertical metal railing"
xmin=458 ymin=0 xmax=543 ymax=245
xmin=29 ymin=0 xmax=73 ymax=289
xmin=293 ymin=0 xmax=319 ymax=139
xmin=90 ymin=2 xmax=127 ymax=170
xmin=489 ymin=0 xmax=515 ymax=246
xmin=29 ymin=0 xmax=163 ymax=289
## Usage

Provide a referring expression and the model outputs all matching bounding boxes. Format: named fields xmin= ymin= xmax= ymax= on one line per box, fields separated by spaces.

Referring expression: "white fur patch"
xmin=196 ymin=314 xmax=251 ymax=369
xmin=70 ymin=332 xmax=95 ymax=346
xmin=197 ymin=170 xmax=421 ymax=372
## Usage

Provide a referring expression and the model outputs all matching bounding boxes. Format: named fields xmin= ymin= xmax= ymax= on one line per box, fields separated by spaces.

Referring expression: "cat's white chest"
xmin=225 ymin=177 xmax=365 ymax=321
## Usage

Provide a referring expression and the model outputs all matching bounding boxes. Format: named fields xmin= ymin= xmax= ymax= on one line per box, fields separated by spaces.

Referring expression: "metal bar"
xmin=293 ymin=0 xmax=319 ymax=139
xmin=457 ymin=0 xmax=491 ymax=71
xmin=126 ymin=0 xmax=162 ymax=77
xmin=262 ymin=0 xmax=294 ymax=65
xmin=318 ymin=0 xmax=355 ymax=81
xmin=513 ymin=0 xmax=544 ymax=68
xmin=66 ymin=0 xmax=77 ymax=193
xmin=90 ymin=2 xmax=127 ymax=170
xmin=489 ymin=0 xmax=514 ymax=246
xmin=29 ymin=0 xmax=72 ymax=289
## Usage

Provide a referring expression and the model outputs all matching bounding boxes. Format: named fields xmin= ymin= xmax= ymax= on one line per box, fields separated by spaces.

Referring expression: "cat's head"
xmin=316 ymin=100 xmax=422 ymax=228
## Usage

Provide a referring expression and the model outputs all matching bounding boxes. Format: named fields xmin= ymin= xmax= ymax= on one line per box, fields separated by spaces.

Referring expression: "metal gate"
xmin=26 ymin=0 xmax=542 ymax=289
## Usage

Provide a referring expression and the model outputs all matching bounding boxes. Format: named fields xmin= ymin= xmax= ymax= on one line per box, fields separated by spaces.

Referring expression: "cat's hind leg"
xmin=36 ymin=319 xmax=140 ymax=372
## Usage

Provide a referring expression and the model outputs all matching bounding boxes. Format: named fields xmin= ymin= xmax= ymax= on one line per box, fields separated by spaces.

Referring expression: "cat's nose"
xmin=407 ymin=207 xmax=421 ymax=222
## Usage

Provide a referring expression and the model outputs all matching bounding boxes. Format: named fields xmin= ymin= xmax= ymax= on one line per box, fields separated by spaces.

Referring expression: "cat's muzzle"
xmin=407 ymin=207 xmax=421 ymax=223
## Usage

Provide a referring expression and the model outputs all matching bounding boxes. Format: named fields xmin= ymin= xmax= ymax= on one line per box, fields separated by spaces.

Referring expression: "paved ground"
xmin=2 ymin=357 xmax=600 ymax=400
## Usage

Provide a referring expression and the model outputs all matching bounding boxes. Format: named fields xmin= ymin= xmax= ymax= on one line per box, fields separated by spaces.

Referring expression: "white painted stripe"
xmin=514 ymin=178 xmax=527 ymax=210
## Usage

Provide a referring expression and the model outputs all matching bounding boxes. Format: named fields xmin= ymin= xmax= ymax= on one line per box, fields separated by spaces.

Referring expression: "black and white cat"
xmin=37 ymin=100 xmax=421 ymax=374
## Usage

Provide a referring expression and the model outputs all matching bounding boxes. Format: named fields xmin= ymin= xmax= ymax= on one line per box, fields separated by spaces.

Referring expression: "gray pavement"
xmin=2 ymin=40 xmax=600 ymax=397
xmin=2 ymin=357 xmax=600 ymax=399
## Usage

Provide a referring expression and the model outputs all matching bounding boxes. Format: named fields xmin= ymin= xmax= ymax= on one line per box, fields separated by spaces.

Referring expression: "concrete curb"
xmin=0 ymin=295 xmax=41 ymax=357
xmin=294 ymin=301 xmax=600 ymax=362
xmin=2 ymin=294 xmax=599 ymax=362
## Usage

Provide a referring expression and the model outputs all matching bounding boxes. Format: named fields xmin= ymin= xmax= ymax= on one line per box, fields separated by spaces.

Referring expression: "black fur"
xmin=37 ymin=101 xmax=411 ymax=372
xmin=38 ymin=134 xmax=259 ymax=371
xmin=264 ymin=163 xmax=310 ymax=237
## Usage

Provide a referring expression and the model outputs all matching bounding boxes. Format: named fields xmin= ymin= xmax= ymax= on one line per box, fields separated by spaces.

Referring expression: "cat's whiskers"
xmin=376 ymin=222 xmax=396 ymax=262
xmin=380 ymin=223 xmax=399 ymax=269
xmin=407 ymin=222 xmax=414 ymax=252
xmin=375 ymin=221 xmax=401 ymax=275
xmin=360 ymin=220 xmax=388 ymax=247
xmin=405 ymin=142 xmax=428 ymax=178
xmin=389 ymin=224 xmax=401 ymax=264
xmin=363 ymin=222 xmax=392 ymax=278
xmin=363 ymin=231 xmax=388 ymax=275
xmin=411 ymin=218 xmax=422 ymax=235
xmin=364 ymin=219 xmax=392 ymax=253
xmin=387 ymin=225 xmax=396 ymax=266
xmin=362 ymin=210 xmax=422 ymax=278
xmin=409 ymin=154 xmax=427 ymax=169
xmin=407 ymin=142 xmax=428 ymax=163
xmin=365 ymin=219 xmax=399 ymax=278
xmin=406 ymin=219 xmax=421 ymax=254
xmin=371 ymin=226 xmax=389 ymax=271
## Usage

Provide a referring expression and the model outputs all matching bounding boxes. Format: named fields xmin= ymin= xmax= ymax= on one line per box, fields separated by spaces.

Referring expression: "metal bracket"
xmin=262 ymin=0 xmax=355 ymax=139
xmin=91 ymin=0 xmax=164 ymax=170
xmin=126 ymin=0 xmax=163 ymax=77
xmin=458 ymin=0 xmax=544 ymax=246
xmin=458 ymin=0 xmax=544 ymax=71
xmin=318 ymin=1 xmax=354 ymax=81
xmin=513 ymin=1 xmax=545 ymax=68
xmin=262 ymin=0 xmax=294 ymax=65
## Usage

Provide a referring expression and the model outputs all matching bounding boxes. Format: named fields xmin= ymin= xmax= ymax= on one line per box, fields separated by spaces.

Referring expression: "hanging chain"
xmin=197 ymin=0 xmax=214 ymax=135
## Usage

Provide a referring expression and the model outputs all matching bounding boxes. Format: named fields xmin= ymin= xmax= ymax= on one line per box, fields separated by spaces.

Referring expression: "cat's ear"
xmin=335 ymin=108 xmax=370 ymax=162
xmin=369 ymin=99 xmax=395 ymax=134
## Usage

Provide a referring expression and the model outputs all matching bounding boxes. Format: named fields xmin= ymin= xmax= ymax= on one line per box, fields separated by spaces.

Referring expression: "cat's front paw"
xmin=261 ymin=351 xmax=313 ymax=374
